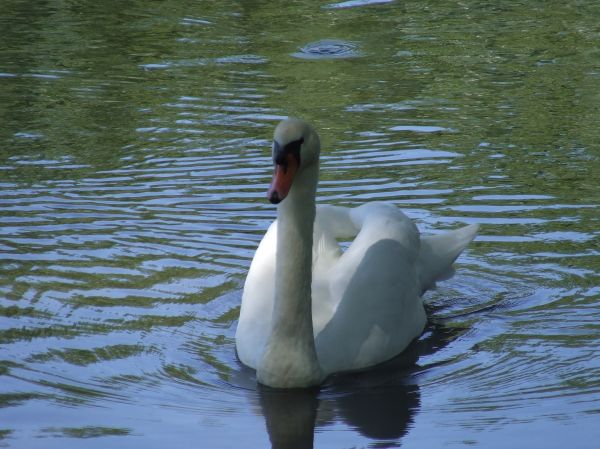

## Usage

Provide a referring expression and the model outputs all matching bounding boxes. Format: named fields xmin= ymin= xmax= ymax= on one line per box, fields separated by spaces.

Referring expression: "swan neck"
xmin=257 ymin=163 xmax=322 ymax=387
xmin=274 ymin=171 xmax=316 ymax=334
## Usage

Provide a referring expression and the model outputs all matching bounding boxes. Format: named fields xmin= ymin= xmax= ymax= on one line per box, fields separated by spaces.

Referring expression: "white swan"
xmin=235 ymin=118 xmax=478 ymax=388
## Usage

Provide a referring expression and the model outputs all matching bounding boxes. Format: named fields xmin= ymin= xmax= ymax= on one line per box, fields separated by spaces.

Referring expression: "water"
xmin=1 ymin=0 xmax=600 ymax=447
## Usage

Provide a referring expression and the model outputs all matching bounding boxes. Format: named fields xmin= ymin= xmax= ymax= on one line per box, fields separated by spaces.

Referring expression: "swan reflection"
xmin=252 ymin=320 xmax=461 ymax=448
xmin=256 ymin=342 xmax=422 ymax=448
xmin=257 ymin=373 xmax=419 ymax=448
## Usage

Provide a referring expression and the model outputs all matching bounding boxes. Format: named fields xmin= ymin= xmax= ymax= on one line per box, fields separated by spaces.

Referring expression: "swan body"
xmin=236 ymin=118 xmax=478 ymax=388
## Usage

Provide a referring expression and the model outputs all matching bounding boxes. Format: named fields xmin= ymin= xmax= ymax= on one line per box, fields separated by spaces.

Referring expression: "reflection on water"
xmin=1 ymin=0 xmax=600 ymax=448
xmin=256 ymin=319 xmax=462 ymax=448
xmin=259 ymin=380 xmax=418 ymax=449
xmin=259 ymin=387 xmax=319 ymax=449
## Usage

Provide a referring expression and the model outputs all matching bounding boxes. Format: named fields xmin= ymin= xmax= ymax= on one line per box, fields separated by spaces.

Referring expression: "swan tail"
xmin=418 ymin=224 xmax=478 ymax=294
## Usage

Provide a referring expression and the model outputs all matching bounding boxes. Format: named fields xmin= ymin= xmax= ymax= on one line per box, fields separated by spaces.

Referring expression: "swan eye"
xmin=273 ymin=138 xmax=304 ymax=168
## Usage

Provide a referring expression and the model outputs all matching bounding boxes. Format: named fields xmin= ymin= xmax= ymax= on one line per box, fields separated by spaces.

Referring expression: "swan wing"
xmin=315 ymin=203 xmax=427 ymax=375
xmin=311 ymin=205 xmax=358 ymax=334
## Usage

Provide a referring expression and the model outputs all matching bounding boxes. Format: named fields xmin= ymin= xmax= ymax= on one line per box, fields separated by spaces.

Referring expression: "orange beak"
xmin=267 ymin=153 xmax=299 ymax=204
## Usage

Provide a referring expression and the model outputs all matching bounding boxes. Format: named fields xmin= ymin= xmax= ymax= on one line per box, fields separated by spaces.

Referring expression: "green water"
xmin=1 ymin=1 xmax=600 ymax=448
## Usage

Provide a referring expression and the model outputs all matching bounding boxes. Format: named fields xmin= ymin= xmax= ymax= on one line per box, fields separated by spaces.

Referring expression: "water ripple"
xmin=292 ymin=39 xmax=364 ymax=60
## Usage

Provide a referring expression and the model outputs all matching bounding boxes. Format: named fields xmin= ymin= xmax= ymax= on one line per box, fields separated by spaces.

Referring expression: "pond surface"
xmin=1 ymin=0 xmax=600 ymax=448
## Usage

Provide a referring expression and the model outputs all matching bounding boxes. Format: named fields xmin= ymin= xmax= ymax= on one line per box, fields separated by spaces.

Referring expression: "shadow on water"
xmin=250 ymin=317 xmax=464 ymax=449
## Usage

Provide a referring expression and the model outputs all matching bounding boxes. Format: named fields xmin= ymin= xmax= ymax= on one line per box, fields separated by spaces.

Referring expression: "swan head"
xmin=267 ymin=118 xmax=320 ymax=204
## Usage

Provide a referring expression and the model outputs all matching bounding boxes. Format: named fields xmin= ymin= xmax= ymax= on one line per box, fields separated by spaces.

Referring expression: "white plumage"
xmin=236 ymin=118 xmax=478 ymax=388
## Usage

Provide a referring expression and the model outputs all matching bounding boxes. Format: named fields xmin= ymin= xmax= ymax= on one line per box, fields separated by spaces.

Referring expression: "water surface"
xmin=1 ymin=1 xmax=600 ymax=448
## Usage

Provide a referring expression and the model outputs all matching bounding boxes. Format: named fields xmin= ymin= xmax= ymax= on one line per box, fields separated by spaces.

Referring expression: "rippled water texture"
xmin=292 ymin=39 xmax=363 ymax=60
xmin=1 ymin=1 xmax=600 ymax=448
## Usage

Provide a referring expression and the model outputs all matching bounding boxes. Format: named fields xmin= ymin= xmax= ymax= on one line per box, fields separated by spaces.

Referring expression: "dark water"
xmin=1 ymin=0 xmax=600 ymax=447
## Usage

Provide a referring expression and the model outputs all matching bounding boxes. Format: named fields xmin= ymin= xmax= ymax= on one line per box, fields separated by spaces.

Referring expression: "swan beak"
xmin=267 ymin=154 xmax=298 ymax=204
